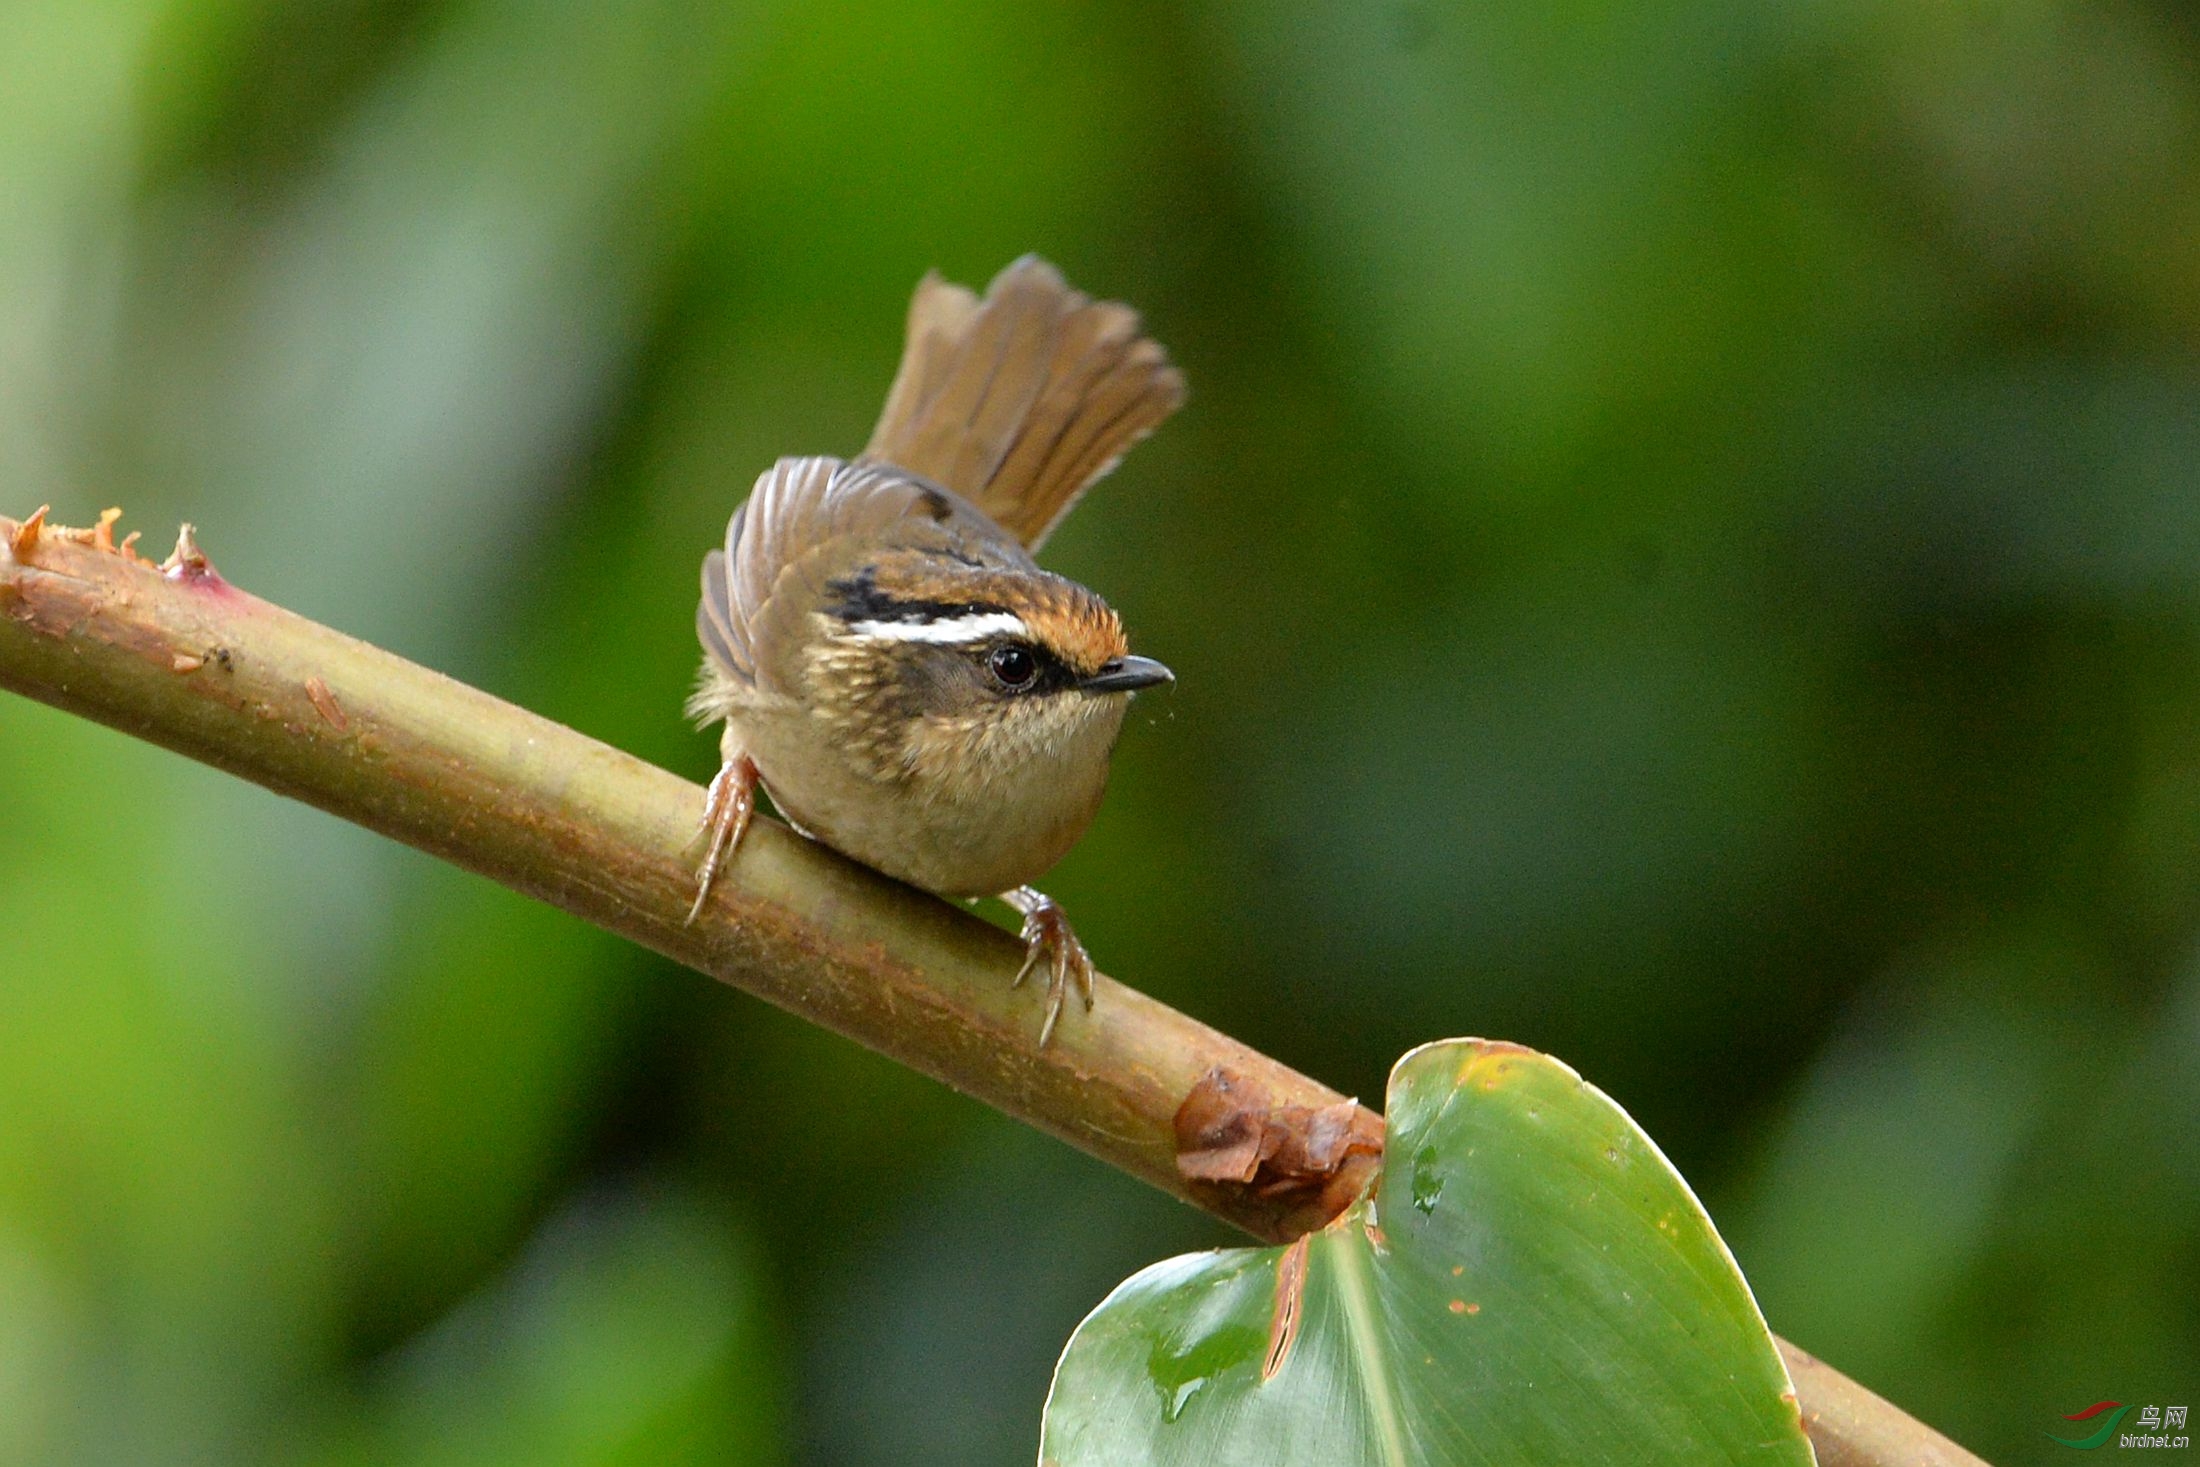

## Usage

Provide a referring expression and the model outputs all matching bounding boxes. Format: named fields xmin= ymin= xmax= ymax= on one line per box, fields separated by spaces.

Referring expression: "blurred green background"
xmin=3 ymin=1 xmax=2197 ymax=1463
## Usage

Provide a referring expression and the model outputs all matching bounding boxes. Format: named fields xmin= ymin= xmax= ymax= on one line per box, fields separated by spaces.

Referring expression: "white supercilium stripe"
xmin=845 ymin=612 xmax=1029 ymax=645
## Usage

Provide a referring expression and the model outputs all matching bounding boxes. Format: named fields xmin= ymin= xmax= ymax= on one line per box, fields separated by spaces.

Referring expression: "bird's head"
xmin=804 ymin=554 xmax=1172 ymax=790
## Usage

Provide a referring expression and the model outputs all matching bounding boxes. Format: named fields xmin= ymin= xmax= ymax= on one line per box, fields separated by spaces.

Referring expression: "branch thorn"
xmin=8 ymin=506 xmax=49 ymax=561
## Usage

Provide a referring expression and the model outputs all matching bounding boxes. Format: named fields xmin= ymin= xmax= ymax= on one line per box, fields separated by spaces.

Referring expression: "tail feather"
xmin=862 ymin=256 xmax=1183 ymax=551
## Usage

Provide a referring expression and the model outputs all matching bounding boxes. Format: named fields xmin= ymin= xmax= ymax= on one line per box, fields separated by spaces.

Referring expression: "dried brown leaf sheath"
xmin=1174 ymin=1067 xmax=1385 ymax=1236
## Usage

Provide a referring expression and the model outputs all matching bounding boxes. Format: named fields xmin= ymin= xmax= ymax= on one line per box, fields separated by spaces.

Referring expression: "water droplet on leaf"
xmin=1411 ymin=1145 xmax=1445 ymax=1215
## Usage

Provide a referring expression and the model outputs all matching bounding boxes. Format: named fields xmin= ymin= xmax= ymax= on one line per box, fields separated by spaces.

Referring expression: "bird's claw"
xmin=687 ymin=755 xmax=757 ymax=924
xmin=1003 ymin=888 xmax=1094 ymax=1047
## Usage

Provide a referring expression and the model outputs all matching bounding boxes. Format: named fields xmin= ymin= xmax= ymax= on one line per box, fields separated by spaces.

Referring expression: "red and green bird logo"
xmin=2048 ymin=1401 xmax=2134 ymax=1450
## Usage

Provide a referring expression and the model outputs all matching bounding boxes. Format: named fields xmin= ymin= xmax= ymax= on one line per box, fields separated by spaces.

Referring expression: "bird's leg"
xmin=686 ymin=753 xmax=758 ymax=924
xmin=1001 ymin=886 xmax=1095 ymax=1047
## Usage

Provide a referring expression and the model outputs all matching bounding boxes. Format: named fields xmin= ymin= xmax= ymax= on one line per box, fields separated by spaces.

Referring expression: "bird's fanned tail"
xmin=862 ymin=256 xmax=1184 ymax=551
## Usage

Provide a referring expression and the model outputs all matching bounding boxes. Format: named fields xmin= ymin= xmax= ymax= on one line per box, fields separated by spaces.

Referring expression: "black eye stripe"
xmin=983 ymin=641 xmax=1079 ymax=696
xmin=824 ymin=566 xmax=1009 ymax=625
xmin=824 ymin=569 xmax=1096 ymax=693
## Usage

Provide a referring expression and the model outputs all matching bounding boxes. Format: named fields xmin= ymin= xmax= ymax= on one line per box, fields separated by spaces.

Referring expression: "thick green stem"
xmin=0 ymin=511 xmax=1987 ymax=1467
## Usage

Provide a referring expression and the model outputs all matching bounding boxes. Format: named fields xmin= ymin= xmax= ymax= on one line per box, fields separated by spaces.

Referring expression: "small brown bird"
xmin=686 ymin=257 xmax=1184 ymax=1043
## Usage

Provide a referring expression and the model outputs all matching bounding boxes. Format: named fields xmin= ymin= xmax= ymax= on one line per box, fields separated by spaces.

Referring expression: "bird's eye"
xmin=987 ymin=643 xmax=1039 ymax=691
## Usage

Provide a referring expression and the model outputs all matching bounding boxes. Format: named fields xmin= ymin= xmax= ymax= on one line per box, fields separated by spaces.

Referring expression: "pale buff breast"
xmin=729 ymin=692 xmax=1129 ymax=898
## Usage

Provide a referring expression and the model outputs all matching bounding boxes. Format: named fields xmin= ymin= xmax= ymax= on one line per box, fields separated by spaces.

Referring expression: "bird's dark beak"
xmin=1080 ymin=655 xmax=1174 ymax=694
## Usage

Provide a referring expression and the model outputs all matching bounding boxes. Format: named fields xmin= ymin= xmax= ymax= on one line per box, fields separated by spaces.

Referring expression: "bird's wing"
xmin=698 ymin=456 xmax=1026 ymax=698
xmin=861 ymin=256 xmax=1184 ymax=553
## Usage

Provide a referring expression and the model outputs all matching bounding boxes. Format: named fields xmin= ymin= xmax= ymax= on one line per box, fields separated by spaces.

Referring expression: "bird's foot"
xmin=686 ymin=754 xmax=757 ymax=924
xmin=1002 ymin=886 xmax=1094 ymax=1047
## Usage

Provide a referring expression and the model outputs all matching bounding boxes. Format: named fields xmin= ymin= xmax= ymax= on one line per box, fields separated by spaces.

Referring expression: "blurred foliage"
xmin=2 ymin=1 xmax=2197 ymax=1464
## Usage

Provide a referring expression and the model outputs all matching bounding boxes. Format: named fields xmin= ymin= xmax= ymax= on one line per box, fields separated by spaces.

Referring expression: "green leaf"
xmin=1041 ymin=1039 xmax=1812 ymax=1466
